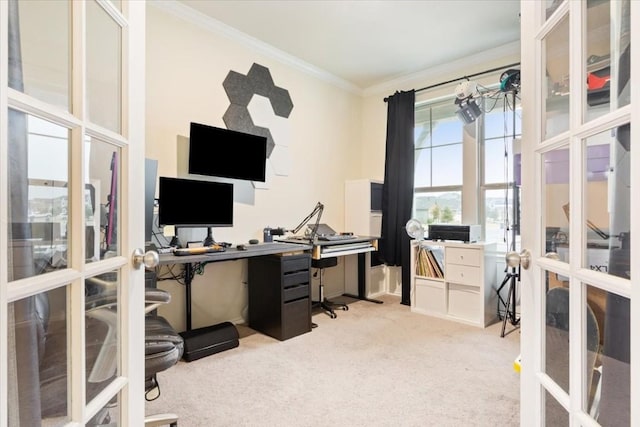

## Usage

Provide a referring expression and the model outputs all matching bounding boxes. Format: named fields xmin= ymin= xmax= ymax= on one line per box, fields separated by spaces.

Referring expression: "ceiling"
xmin=178 ymin=0 xmax=522 ymax=91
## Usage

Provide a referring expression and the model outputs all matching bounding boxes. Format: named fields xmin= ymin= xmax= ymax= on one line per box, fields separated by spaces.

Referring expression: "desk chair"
xmin=312 ymin=257 xmax=348 ymax=319
xmin=84 ymin=282 xmax=184 ymax=426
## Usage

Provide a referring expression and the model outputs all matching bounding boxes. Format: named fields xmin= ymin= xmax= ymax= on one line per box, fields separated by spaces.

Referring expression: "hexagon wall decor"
xmin=223 ymin=63 xmax=294 ymax=192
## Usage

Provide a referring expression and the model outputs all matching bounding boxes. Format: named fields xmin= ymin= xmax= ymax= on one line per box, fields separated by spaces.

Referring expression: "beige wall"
xmin=146 ymin=6 xmax=363 ymax=329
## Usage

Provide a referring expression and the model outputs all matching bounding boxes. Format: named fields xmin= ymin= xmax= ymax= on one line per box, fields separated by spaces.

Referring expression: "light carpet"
xmin=146 ymin=294 xmax=520 ymax=426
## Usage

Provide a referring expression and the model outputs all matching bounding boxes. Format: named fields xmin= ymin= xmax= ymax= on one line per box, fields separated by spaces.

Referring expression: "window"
xmin=413 ymin=89 xmax=521 ymax=254
xmin=414 ymin=100 xmax=463 ymax=228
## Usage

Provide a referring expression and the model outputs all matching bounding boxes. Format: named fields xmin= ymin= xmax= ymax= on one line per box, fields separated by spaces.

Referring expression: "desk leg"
xmin=184 ymin=262 xmax=193 ymax=331
xmin=343 ymin=252 xmax=383 ymax=304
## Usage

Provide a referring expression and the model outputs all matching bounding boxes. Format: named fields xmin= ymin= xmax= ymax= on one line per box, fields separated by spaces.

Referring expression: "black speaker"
xmin=179 ymin=321 xmax=239 ymax=362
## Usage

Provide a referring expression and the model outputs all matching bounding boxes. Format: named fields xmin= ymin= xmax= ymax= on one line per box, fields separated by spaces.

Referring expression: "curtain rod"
xmin=383 ymin=62 xmax=520 ymax=102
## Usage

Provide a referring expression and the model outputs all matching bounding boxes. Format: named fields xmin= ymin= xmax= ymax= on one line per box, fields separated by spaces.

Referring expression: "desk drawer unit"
xmin=248 ymin=253 xmax=312 ymax=341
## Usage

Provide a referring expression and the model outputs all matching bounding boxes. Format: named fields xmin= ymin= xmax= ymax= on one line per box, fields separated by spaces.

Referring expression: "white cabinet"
xmin=344 ymin=179 xmax=384 ymax=297
xmin=410 ymin=240 xmax=497 ymax=327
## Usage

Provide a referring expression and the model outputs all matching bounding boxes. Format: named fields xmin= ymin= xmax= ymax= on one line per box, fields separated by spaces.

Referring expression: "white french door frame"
xmin=520 ymin=0 xmax=638 ymax=425
xmin=0 ymin=1 xmax=146 ymax=425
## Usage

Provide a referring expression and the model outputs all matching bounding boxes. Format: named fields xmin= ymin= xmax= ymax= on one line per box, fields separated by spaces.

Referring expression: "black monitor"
xmin=188 ymin=122 xmax=267 ymax=182
xmin=158 ymin=177 xmax=234 ymax=246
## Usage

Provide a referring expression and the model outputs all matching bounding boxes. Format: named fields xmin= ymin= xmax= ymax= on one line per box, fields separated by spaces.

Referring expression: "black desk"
xmin=158 ymin=242 xmax=312 ymax=331
xmin=277 ymin=236 xmax=383 ymax=304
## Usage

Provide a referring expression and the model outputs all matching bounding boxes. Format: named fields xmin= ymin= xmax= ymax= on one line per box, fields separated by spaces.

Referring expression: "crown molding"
xmin=149 ymin=0 xmax=363 ymax=96
xmin=363 ymin=40 xmax=521 ymax=98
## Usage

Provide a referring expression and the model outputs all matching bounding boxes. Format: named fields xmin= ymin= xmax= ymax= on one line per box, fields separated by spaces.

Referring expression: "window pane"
xmin=9 ymin=287 xmax=70 ymax=426
xmin=431 ymin=117 xmax=462 ymax=147
xmin=484 ymin=188 xmax=518 ymax=252
xmin=414 ymin=148 xmax=432 ymax=187
xmin=484 ymin=138 xmax=515 ymax=185
xmin=414 ymin=191 xmax=461 ymax=226
xmin=87 ymin=140 xmax=121 ymax=259
xmin=585 ymin=284 xmax=629 ymax=424
xmin=86 ymin=270 xmax=121 ymax=403
xmin=8 ymin=0 xmax=70 ymax=109
xmin=7 ymin=110 xmax=70 ymax=280
xmin=583 ymin=125 xmax=630 ymax=279
xmin=543 ymin=146 xmax=570 ymax=261
xmin=87 ymin=1 xmax=122 ymax=133
xmin=585 ymin=0 xmax=631 ymax=118
xmin=545 ymin=277 xmax=570 ymax=393
xmin=432 ymin=144 xmax=462 ymax=186
xmin=543 ymin=14 xmax=570 ymax=139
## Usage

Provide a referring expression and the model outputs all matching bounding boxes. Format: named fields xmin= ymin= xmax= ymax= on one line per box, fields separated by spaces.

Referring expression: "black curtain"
xmin=379 ymin=90 xmax=415 ymax=306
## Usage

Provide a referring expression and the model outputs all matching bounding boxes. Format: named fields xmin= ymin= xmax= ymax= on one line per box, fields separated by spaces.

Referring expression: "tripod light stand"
xmin=497 ymin=251 xmax=521 ymax=337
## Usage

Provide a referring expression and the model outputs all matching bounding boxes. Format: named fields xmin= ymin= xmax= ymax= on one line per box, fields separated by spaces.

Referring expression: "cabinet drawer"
xmin=282 ymin=256 xmax=310 ymax=274
xmin=283 ymin=270 xmax=310 ymax=287
xmin=282 ymin=298 xmax=311 ymax=340
xmin=446 ymin=247 xmax=481 ymax=267
xmin=448 ymin=283 xmax=481 ymax=321
xmin=445 ymin=264 xmax=481 ymax=286
xmin=283 ymin=283 xmax=309 ymax=302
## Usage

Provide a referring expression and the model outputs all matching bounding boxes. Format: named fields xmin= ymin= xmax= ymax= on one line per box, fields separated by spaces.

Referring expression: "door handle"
xmin=132 ymin=248 xmax=159 ymax=269
xmin=505 ymin=249 xmax=531 ymax=270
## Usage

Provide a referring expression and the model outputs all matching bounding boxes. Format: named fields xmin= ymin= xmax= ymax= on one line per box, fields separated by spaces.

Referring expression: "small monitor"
xmin=188 ymin=122 xmax=267 ymax=182
xmin=158 ymin=177 xmax=234 ymax=228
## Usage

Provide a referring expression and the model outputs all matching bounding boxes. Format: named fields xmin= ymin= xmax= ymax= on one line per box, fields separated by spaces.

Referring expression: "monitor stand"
xmin=203 ymin=227 xmax=215 ymax=247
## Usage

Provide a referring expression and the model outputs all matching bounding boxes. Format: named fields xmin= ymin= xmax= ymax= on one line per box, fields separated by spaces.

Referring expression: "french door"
xmin=1 ymin=1 xmax=146 ymax=425
xmin=520 ymin=0 xmax=637 ymax=425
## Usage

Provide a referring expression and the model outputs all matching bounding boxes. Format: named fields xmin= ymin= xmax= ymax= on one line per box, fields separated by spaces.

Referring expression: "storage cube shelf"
xmin=410 ymin=240 xmax=497 ymax=327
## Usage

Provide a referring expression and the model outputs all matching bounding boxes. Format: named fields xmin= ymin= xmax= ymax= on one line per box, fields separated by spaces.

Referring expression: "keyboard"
xmin=173 ymin=245 xmax=226 ymax=256
xmin=318 ymin=234 xmax=357 ymax=241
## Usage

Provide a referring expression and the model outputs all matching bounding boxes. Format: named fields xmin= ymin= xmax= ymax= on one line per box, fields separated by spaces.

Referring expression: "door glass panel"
xmin=543 ymin=147 xmax=570 ymax=260
xmin=7 ymin=0 xmax=70 ymax=109
xmin=586 ymin=0 xmax=631 ymax=117
xmin=89 ymin=397 xmax=120 ymax=426
xmin=583 ymin=126 xmax=630 ymax=279
xmin=585 ymin=284 xmax=629 ymax=425
xmin=85 ymin=270 xmax=120 ymax=403
xmin=9 ymin=287 xmax=69 ymax=426
xmin=87 ymin=1 xmax=122 ymax=133
xmin=543 ymin=14 xmax=570 ymax=139
xmin=7 ymin=110 xmax=70 ymax=280
xmin=545 ymin=389 xmax=569 ymax=425
xmin=88 ymin=139 xmax=121 ymax=260
xmin=545 ymin=274 xmax=570 ymax=393
xmin=545 ymin=0 xmax=564 ymax=21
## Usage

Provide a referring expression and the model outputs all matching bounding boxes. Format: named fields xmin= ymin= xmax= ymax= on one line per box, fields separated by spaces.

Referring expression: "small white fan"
xmin=405 ymin=218 xmax=425 ymax=241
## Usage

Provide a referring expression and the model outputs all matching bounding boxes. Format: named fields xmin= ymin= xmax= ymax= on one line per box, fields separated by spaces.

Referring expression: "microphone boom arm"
xmin=289 ymin=202 xmax=324 ymax=241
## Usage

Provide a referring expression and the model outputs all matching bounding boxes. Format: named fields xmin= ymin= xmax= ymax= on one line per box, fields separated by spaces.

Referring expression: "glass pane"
xmin=89 ymin=397 xmax=120 ymax=426
xmin=545 ymin=0 xmax=565 ymax=20
xmin=543 ymin=14 xmax=570 ymax=139
xmin=87 ymin=139 xmax=121 ymax=260
xmin=85 ymin=270 xmax=120 ymax=403
xmin=483 ymin=100 xmax=521 ymax=140
xmin=414 ymin=148 xmax=432 ymax=187
xmin=542 ymin=147 xmax=570 ymax=260
xmin=432 ymin=144 xmax=462 ymax=186
xmin=484 ymin=188 xmax=520 ymax=252
xmin=585 ymin=284 xmax=629 ymax=425
xmin=484 ymin=138 xmax=514 ymax=185
xmin=545 ymin=389 xmax=569 ymax=425
xmin=583 ymin=126 xmax=630 ymax=279
xmin=7 ymin=0 xmax=70 ymax=109
xmin=414 ymin=191 xmax=461 ymax=226
xmin=585 ymin=0 xmax=631 ymax=118
xmin=431 ymin=118 xmax=463 ymax=147
xmin=87 ymin=1 xmax=122 ymax=133
xmin=545 ymin=276 xmax=570 ymax=393
xmin=7 ymin=110 xmax=70 ymax=280
xmin=9 ymin=287 xmax=69 ymax=426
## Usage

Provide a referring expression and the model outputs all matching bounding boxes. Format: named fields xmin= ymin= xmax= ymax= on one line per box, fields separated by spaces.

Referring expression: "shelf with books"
xmin=410 ymin=240 xmax=497 ymax=327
